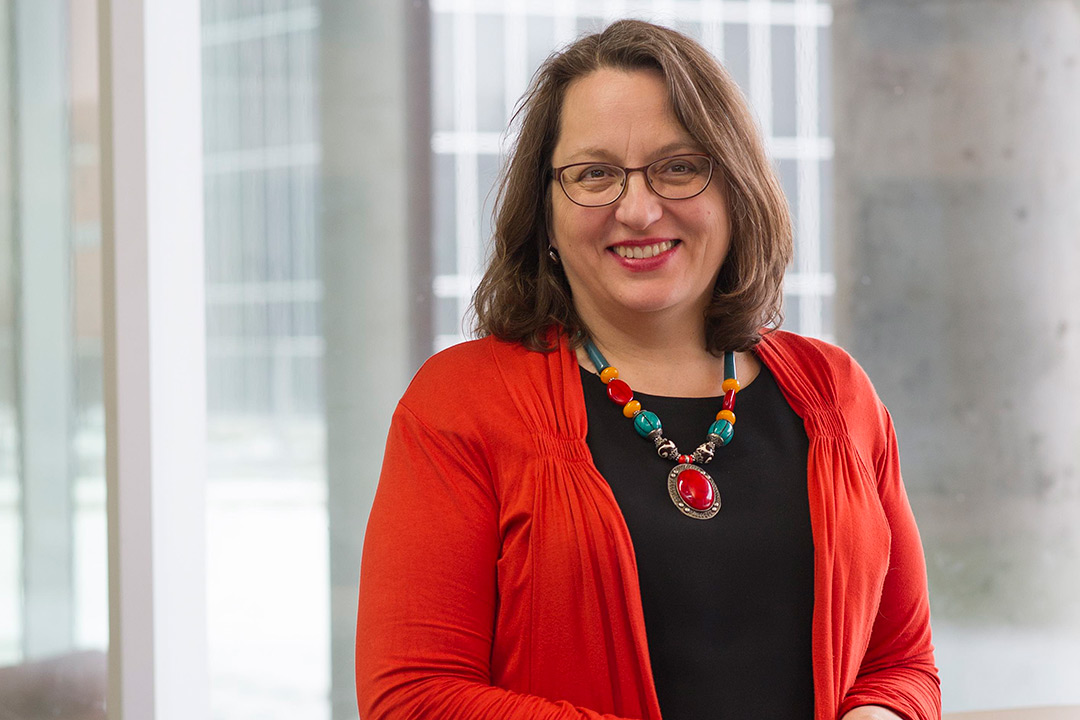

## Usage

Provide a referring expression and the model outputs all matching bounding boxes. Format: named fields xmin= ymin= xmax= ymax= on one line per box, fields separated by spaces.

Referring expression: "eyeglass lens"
xmin=559 ymin=155 xmax=712 ymax=207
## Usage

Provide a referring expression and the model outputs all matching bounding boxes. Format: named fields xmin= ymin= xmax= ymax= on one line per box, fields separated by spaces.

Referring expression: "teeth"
xmin=614 ymin=240 xmax=675 ymax=259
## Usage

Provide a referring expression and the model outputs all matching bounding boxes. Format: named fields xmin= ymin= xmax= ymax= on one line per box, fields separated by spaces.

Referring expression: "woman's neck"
xmin=574 ymin=300 xmax=760 ymax=397
xmin=575 ymin=306 xmax=751 ymax=398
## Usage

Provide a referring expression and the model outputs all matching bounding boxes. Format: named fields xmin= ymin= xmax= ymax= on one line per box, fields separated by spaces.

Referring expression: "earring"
xmin=548 ymin=245 xmax=561 ymax=264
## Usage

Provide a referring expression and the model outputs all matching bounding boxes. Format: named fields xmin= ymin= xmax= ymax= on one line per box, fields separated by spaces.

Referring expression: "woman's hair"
xmin=471 ymin=19 xmax=792 ymax=353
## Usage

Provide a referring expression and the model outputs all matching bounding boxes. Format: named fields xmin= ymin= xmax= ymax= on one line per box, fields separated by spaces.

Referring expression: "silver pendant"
xmin=667 ymin=463 xmax=720 ymax=520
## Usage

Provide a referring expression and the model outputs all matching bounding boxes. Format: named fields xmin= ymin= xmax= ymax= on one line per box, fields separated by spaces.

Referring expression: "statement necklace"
xmin=584 ymin=339 xmax=739 ymax=520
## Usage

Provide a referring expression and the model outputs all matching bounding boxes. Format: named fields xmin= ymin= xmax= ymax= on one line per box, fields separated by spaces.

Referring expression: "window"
xmin=201 ymin=2 xmax=329 ymax=717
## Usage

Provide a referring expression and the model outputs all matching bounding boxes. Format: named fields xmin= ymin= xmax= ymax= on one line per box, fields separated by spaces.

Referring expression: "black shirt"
xmin=580 ymin=363 xmax=815 ymax=720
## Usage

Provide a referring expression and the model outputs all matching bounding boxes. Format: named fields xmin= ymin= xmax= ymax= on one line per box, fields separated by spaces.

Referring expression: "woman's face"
xmin=549 ymin=67 xmax=731 ymax=328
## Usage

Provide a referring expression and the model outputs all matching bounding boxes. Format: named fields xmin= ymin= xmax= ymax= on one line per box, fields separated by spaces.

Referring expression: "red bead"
xmin=723 ymin=389 xmax=737 ymax=411
xmin=678 ymin=454 xmax=692 ymax=464
xmin=606 ymin=379 xmax=633 ymax=405
xmin=677 ymin=468 xmax=714 ymax=511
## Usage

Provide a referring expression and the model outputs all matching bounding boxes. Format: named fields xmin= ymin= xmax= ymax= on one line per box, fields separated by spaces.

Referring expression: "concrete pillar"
xmin=321 ymin=1 xmax=430 ymax=718
xmin=833 ymin=0 xmax=1080 ymax=709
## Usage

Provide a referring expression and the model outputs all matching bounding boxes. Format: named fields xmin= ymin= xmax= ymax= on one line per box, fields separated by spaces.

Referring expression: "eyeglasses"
xmin=551 ymin=153 xmax=715 ymax=208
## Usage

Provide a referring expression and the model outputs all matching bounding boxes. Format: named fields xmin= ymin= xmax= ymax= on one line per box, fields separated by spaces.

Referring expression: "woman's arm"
xmin=356 ymin=402 xmax=635 ymax=720
xmin=837 ymin=407 xmax=941 ymax=720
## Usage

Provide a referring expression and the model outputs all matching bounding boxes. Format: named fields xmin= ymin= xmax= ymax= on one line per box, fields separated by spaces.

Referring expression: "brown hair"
xmin=471 ymin=19 xmax=792 ymax=353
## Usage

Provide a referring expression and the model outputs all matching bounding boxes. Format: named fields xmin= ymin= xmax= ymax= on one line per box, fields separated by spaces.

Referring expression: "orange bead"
xmin=600 ymin=366 xmax=619 ymax=384
xmin=721 ymin=378 xmax=741 ymax=393
xmin=716 ymin=409 xmax=736 ymax=424
xmin=623 ymin=400 xmax=641 ymax=418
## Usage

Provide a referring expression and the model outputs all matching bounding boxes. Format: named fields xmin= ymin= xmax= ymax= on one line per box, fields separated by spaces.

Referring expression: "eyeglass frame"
xmin=549 ymin=153 xmax=716 ymax=208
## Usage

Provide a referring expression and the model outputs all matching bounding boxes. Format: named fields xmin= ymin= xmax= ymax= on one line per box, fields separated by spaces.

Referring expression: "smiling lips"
xmin=610 ymin=239 xmax=678 ymax=259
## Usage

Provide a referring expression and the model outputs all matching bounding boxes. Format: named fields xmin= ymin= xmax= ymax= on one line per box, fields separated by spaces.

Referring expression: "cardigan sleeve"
xmin=838 ymin=406 xmax=941 ymax=720
xmin=355 ymin=401 xmax=637 ymax=720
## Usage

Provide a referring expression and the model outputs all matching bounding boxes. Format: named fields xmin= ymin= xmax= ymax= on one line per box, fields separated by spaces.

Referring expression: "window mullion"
xmin=99 ymin=1 xmax=208 ymax=718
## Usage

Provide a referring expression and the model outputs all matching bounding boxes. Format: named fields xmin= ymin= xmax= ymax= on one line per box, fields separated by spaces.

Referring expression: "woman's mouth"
xmin=611 ymin=239 xmax=678 ymax=259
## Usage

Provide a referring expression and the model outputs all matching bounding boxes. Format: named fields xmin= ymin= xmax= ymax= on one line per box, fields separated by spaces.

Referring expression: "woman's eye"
xmin=659 ymin=160 xmax=695 ymax=175
xmin=578 ymin=165 xmax=616 ymax=181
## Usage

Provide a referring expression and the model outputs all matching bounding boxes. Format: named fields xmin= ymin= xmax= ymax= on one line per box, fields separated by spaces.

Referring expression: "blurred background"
xmin=0 ymin=0 xmax=1077 ymax=718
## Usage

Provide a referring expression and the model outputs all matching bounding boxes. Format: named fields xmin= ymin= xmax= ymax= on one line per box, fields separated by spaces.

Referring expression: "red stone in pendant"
xmin=606 ymin=379 xmax=633 ymax=405
xmin=677 ymin=468 xmax=714 ymax=511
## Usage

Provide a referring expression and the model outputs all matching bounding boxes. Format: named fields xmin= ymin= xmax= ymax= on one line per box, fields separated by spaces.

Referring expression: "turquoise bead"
xmin=723 ymin=351 xmax=736 ymax=382
xmin=633 ymin=410 xmax=662 ymax=437
xmin=708 ymin=419 xmax=734 ymax=446
xmin=584 ymin=340 xmax=609 ymax=374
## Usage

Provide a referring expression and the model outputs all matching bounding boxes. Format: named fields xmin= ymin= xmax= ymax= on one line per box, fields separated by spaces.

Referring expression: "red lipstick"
xmin=608 ymin=238 xmax=679 ymax=272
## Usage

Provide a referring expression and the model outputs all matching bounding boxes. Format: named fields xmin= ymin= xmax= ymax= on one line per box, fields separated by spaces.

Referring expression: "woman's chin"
xmin=597 ymin=292 xmax=704 ymax=323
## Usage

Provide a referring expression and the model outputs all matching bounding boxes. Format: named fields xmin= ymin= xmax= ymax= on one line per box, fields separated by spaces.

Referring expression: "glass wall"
xmin=200 ymin=1 xmax=328 ymax=718
xmin=0 ymin=0 xmax=17 ymax=669
xmin=0 ymin=0 xmax=107 ymax=715
xmin=0 ymin=0 xmax=18 ymax=671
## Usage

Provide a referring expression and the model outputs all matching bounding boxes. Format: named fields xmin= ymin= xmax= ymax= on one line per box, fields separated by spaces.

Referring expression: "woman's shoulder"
xmin=757 ymin=330 xmax=884 ymax=412
xmin=758 ymin=328 xmax=863 ymax=374
xmin=405 ymin=335 xmax=541 ymax=391
xmin=397 ymin=335 xmax=554 ymax=427
xmin=402 ymin=337 xmax=500 ymax=401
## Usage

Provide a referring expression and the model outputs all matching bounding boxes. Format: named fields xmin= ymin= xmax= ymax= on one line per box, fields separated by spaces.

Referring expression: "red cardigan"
xmin=356 ymin=331 xmax=940 ymax=720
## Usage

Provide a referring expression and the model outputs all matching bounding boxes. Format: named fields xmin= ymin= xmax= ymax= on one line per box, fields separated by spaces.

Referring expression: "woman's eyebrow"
xmin=562 ymin=140 xmax=702 ymax=164
xmin=562 ymin=146 xmax=621 ymax=163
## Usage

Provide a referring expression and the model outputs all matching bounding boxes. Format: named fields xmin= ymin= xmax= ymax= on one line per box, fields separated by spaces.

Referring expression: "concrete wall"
xmin=833 ymin=0 xmax=1080 ymax=709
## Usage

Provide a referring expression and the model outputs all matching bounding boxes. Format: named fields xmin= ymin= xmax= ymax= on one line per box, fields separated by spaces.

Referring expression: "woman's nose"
xmin=614 ymin=172 xmax=663 ymax=230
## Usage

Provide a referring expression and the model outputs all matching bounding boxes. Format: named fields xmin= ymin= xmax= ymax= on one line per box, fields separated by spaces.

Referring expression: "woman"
xmin=356 ymin=19 xmax=939 ymax=720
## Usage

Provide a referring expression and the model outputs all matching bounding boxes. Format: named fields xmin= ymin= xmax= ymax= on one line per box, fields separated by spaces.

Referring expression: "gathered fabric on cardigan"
xmin=355 ymin=331 xmax=940 ymax=720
